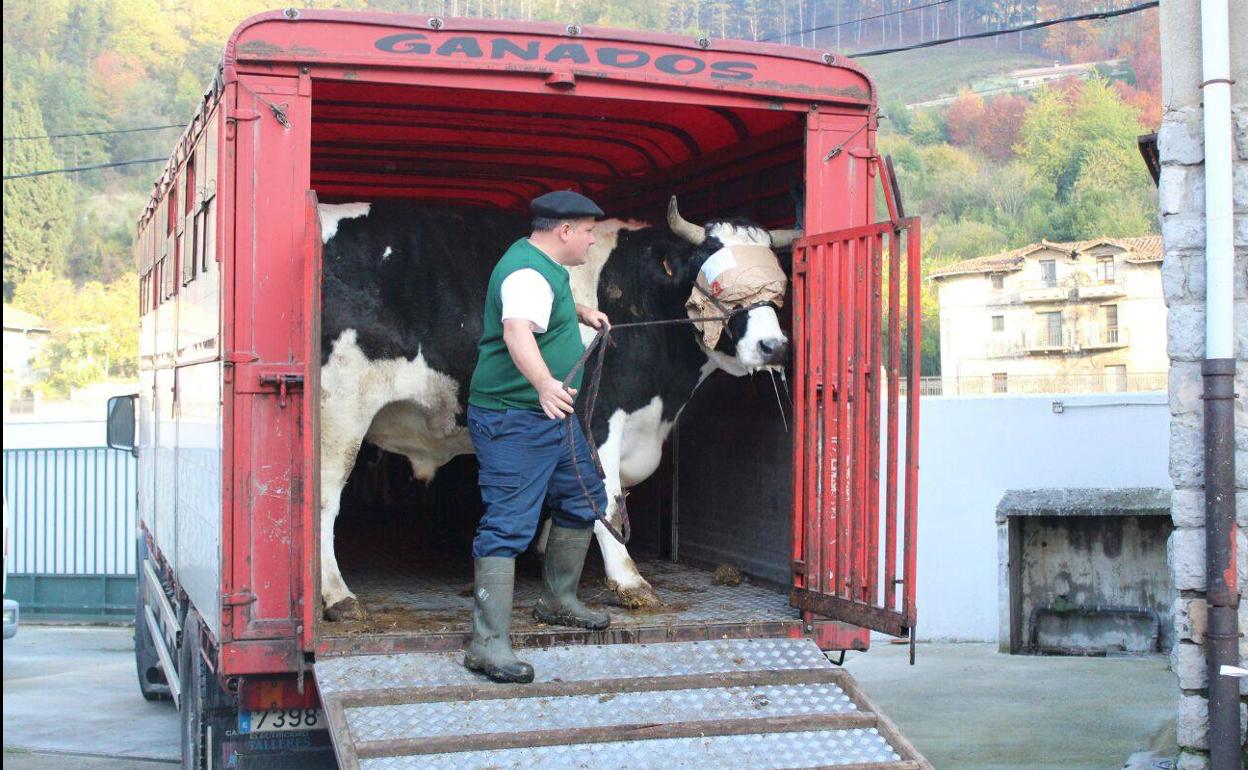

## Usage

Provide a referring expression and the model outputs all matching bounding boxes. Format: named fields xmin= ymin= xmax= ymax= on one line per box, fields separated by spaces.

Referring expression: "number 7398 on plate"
xmin=239 ymin=708 xmax=324 ymax=733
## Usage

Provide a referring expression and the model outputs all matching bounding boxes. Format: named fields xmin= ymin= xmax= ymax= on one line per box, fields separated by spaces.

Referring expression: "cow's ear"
xmin=659 ymin=248 xmax=696 ymax=288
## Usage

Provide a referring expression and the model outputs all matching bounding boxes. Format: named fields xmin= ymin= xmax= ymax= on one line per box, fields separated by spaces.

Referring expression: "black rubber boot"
xmin=534 ymin=525 xmax=611 ymax=630
xmin=464 ymin=557 xmax=534 ymax=683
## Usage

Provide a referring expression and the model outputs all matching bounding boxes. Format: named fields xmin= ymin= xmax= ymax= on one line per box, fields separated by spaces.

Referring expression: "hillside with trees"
xmin=2 ymin=0 xmax=1160 ymax=390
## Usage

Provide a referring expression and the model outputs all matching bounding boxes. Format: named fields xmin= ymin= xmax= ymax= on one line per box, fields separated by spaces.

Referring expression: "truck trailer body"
xmin=110 ymin=10 xmax=924 ymax=768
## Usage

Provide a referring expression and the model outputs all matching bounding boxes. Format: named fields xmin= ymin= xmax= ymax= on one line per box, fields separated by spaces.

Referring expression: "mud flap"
xmin=315 ymin=638 xmax=931 ymax=769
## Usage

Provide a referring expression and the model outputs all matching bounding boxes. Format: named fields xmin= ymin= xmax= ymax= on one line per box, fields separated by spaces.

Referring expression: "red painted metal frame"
xmin=790 ymin=184 xmax=920 ymax=640
xmin=132 ymin=11 xmax=919 ymax=676
xmin=220 ymin=71 xmax=314 ymax=679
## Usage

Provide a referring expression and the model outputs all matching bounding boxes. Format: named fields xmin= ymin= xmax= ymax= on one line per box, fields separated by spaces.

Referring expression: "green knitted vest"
xmin=468 ymin=239 xmax=585 ymax=411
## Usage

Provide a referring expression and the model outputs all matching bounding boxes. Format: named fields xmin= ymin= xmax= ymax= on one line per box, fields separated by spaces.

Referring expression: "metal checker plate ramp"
xmin=316 ymin=638 xmax=932 ymax=770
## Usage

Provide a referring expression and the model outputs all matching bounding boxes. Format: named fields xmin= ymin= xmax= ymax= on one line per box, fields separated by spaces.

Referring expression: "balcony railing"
xmin=1024 ymin=327 xmax=1073 ymax=352
xmin=1082 ymin=326 xmax=1129 ymax=349
xmin=986 ymin=326 xmax=1135 ymax=356
xmin=899 ymin=372 xmax=1168 ymax=396
xmin=986 ymin=335 xmax=1027 ymax=358
xmin=1076 ymin=278 xmax=1127 ymax=300
xmin=1018 ymin=279 xmax=1072 ymax=303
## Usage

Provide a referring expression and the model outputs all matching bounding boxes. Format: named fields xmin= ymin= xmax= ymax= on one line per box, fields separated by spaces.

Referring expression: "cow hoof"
xmin=615 ymin=583 xmax=662 ymax=609
xmin=324 ymin=596 xmax=367 ymax=622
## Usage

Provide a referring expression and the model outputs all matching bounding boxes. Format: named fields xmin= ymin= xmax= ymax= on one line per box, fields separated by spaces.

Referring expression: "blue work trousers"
xmin=467 ymin=404 xmax=607 ymax=558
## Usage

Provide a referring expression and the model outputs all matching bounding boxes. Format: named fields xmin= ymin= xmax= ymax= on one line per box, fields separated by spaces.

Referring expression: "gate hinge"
xmin=222 ymin=590 xmax=257 ymax=607
xmin=258 ymin=373 xmax=304 ymax=408
xmin=227 ymin=109 xmax=261 ymax=122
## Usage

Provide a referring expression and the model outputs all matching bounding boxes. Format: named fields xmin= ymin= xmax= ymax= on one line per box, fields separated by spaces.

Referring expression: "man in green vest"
xmin=464 ymin=191 xmax=612 ymax=683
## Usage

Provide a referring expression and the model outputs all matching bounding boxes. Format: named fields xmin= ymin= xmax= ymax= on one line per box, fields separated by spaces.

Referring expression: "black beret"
xmin=531 ymin=190 xmax=604 ymax=219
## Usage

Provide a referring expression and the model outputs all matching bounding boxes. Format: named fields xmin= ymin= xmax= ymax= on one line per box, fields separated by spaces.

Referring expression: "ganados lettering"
xmin=545 ymin=43 xmax=591 ymax=64
xmin=710 ymin=61 xmax=756 ymax=81
xmin=436 ymin=36 xmax=484 ymax=58
xmin=374 ymin=33 xmax=757 ymax=82
xmin=376 ymin=32 xmax=432 ymax=54
xmin=654 ymin=53 xmax=705 ymax=75
xmin=491 ymin=38 xmax=539 ymax=60
xmin=597 ymin=47 xmax=649 ymax=68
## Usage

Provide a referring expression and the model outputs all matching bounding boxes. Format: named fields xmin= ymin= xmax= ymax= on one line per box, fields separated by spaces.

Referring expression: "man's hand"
xmin=537 ymin=378 xmax=577 ymax=420
xmin=577 ymin=303 xmax=611 ymax=331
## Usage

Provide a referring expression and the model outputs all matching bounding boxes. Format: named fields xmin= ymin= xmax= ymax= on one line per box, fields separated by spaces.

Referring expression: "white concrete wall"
xmin=2 ymin=420 xmax=110 ymax=449
xmin=902 ymin=392 xmax=1171 ymax=641
xmin=2 ymin=391 xmax=132 ymax=448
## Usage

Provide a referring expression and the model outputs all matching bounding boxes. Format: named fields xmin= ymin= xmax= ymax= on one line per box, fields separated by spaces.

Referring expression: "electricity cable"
xmin=4 ymin=123 xmax=183 ymax=142
xmin=761 ymin=0 xmax=951 ymax=43
xmin=3 ymin=157 xmax=166 ymax=180
xmin=848 ymin=1 xmax=1159 ymax=58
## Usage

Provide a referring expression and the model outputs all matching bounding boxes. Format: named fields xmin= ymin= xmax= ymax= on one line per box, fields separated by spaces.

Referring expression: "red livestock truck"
xmin=106 ymin=10 xmax=924 ymax=769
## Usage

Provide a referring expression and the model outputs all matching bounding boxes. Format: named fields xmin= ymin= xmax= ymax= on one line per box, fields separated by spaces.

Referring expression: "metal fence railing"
xmin=3 ymin=446 xmax=137 ymax=617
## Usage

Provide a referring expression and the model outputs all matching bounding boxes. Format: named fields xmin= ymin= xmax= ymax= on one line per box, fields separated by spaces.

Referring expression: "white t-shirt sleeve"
xmin=499 ymin=268 xmax=555 ymax=333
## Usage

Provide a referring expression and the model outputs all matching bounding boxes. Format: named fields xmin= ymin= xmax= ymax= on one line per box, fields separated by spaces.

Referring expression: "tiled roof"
xmin=928 ymin=244 xmax=1036 ymax=279
xmin=930 ymin=235 xmax=1162 ymax=279
xmin=1107 ymin=235 xmax=1162 ymax=262
xmin=3 ymin=306 xmax=49 ymax=331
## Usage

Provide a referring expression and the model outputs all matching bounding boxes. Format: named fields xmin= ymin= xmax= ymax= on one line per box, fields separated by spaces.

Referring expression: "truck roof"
xmin=140 ymin=12 xmax=875 ymax=226
xmin=224 ymin=10 xmax=875 ymax=103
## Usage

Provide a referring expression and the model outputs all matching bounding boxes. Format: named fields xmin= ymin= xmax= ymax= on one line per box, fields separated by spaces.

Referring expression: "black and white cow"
xmin=318 ymin=198 xmax=794 ymax=621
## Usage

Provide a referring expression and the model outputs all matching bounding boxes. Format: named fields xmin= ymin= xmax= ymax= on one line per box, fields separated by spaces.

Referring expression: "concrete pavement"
xmin=842 ymin=641 xmax=1176 ymax=770
xmin=3 ymin=624 xmax=179 ymax=769
xmin=3 ymin=624 xmax=1176 ymax=769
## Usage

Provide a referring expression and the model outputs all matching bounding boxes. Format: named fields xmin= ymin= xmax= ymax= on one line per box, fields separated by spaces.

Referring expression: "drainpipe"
xmin=1199 ymin=1 xmax=1240 ymax=767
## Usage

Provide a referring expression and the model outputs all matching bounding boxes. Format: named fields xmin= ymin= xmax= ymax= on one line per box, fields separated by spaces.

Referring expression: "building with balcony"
xmin=930 ymin=236 xmax=1165 ymax=395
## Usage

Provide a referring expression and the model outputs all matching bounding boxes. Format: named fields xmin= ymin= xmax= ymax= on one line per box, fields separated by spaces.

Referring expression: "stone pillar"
xmin=1159 ymin=2 xmax=1248 ymax=767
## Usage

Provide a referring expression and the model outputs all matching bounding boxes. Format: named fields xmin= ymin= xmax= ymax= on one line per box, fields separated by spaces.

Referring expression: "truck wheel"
xmin=135 ymin=537 xmax=171 ymax=702
xmin=179 ymin=610 xmax=232 ymax=770
xmin=179 ymin=610 xmax=209 ymax=770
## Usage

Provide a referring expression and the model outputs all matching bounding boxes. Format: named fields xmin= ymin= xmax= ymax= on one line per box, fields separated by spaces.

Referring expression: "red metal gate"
xmin=790 ymin=165 xmax=920 ymax=649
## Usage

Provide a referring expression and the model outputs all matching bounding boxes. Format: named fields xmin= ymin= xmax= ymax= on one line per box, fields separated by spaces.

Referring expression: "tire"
xmin=135 ymin=537 xmax=172 ymax=702
xmin=179 ymin=610 xmax=209 ymax=770
xmin=179 ymin=610 xmax=231 ymax=770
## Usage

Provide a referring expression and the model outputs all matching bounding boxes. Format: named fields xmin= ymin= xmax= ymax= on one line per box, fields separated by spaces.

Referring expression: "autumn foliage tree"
xmin=978 ymin=94 xmax=1028 ymax=160
xmin=1113 ymin=10 xmax=1161 ymax=128
xmin=1037 ymin=4 xmax=1160 ymax=128
xmin=945 ymin=90 xmax=984 ymax=148
xmin=945 ymin=91 xmax=1028 ymax=162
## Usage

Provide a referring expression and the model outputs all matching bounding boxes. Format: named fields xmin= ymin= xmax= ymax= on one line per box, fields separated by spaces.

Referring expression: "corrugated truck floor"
xmin=316 ymin=638 xmax=932 ymax=770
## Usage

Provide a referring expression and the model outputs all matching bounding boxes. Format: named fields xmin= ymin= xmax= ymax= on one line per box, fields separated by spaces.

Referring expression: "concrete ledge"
xmin=995 ymin=487 xmax=1172 ymax=524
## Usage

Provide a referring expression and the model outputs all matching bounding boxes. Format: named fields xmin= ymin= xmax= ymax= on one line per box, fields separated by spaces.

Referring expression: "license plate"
xmin=239 ymin=708 xmax=325 ymax=733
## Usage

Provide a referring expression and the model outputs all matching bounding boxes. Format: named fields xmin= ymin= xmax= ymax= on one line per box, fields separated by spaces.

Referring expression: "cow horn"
xmin=667 ymin=196 xmax=705 ymax=244
xmin=769 ymin=229 xmax=800 ymax=249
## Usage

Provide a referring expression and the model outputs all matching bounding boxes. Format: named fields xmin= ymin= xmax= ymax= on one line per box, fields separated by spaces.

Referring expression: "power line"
xmin=761 ymin=0 xmax=951 ymax=43
xmin=3 ymin=123 xmax=183 ymax=142
xmin=849 ymin=1 xmax=1159 ymax=59
xmin=3 ymin=157 xmax=166 ymax=180
xmin=0 ymin=2 xmax=1162 ymax=176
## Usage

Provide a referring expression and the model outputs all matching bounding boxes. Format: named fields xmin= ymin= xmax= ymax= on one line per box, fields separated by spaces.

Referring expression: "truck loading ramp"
xmin=315 ymin=637 xmax=931 ymax=769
